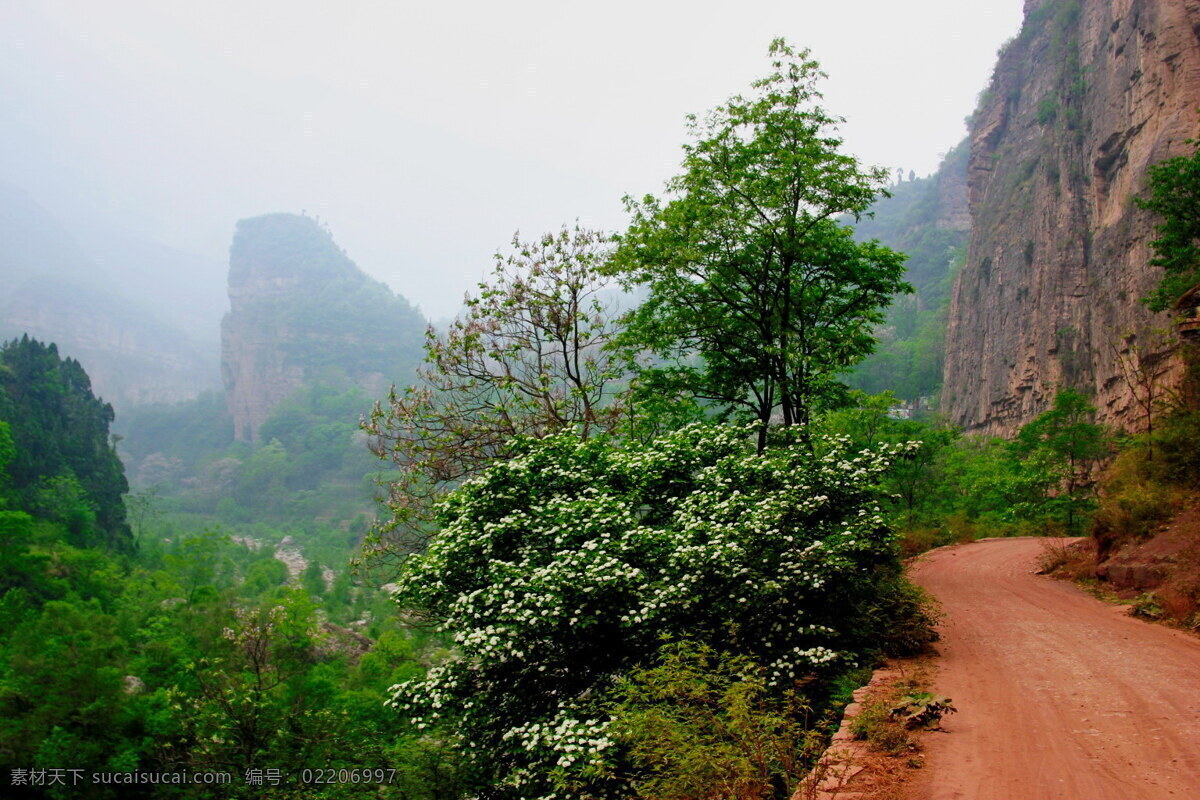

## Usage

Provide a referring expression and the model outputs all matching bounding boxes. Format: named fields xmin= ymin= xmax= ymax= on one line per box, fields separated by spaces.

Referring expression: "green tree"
xmin=609 ymin=40 xmax=910 ymax=449
xmin=1136 ymin=137 xmax=1200 ymax=310
xmin=0 ymin=508 xmax=42 ymax=598
xmin=1013 ymin=388 xmax=1109 ymax=532
xmin=165 ymin=591 xmax=349 ymax=784
xmin=610 ymin=640 xmax=817 ymax=800
xmin=816 ymin=395 xmax=961 ymax=528
xmin=0 ymin=599 xmax=131 ymax=778
xmin=0 ymin=336 xmax=131 ymax=548
xmin=0 ymin=419 xmax=14 ymax=497
xmin=301 ymin=559 xmax=326 ymax=598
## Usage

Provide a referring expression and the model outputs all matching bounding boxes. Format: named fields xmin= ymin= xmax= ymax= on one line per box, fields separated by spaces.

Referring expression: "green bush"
xmin=387 ymin=423 xmax=917 ymax=798
xmin=1153 ymin=410 xmax=1200 ymax=489
xmin=610 ymin=640 xmax=818 ymax=800
xmin=849 ymin=700 xmax=911 ymax=756
xmin=1090 ymin=446 xmax=1188 ymax=558
xmin=869 ymin=577 xmax=942 ymax=658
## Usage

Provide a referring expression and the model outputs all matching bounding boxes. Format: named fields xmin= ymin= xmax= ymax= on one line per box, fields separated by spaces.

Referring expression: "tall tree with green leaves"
xmin=1136 ymin=137 xmax=1200 ymax=311
xmin=609 ymin=39 xmax=910 ymax=449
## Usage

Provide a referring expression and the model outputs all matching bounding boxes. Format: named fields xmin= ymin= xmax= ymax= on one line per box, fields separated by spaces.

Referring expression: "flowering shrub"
xmin=388 ymin=424 xmax=911 ymax=798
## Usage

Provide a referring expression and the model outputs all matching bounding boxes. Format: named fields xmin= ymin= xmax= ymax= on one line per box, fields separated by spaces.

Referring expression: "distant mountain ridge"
xmin=0 ymin=183 xmax=220 ymax=408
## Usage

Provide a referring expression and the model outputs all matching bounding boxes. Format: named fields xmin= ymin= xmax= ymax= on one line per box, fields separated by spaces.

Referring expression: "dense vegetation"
xmin=389 ymin=426 xmax=924 ymax=797
xmin=1136 ymin=136 xmax=1200 ymax=311
xmin=368 ymin=42 xmax=937 ymax=800
xmin=2 ymin=41 xmax=945 ymax=800
xmin=816 ymin=388 xmax=1112 ymax=557
xmin=0 ymin=338 xmax=458 ymax=799
xmin=0 ymin=337 xmax=132 ymax=549
xmin=114 ymin=382 xmax=383 ymax=570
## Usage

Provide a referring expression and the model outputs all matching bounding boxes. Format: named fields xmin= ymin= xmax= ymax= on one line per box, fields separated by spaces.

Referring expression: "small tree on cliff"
xmin=608 ymin=39 xmax=910 ymax=450
xmin=1137 ymin=137 xmax=1200 ymax=311
xmin=362 ymin=226 xmax=626 ymax=567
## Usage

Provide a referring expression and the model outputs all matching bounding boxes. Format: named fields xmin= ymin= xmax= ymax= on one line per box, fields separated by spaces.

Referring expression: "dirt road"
xmin=907 ymin=538 xmax=1200 ymax=800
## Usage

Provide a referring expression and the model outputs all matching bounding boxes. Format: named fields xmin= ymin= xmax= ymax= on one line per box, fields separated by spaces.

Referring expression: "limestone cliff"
xmin=942 ymin=0 xmax=1200 ymax=434
xmin=220 ymin=214 xmax=426 ymax=442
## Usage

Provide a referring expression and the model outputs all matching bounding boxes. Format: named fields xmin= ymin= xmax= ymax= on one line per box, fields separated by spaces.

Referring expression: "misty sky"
xmin=2 ymin=1 xmax=1023 ymax=321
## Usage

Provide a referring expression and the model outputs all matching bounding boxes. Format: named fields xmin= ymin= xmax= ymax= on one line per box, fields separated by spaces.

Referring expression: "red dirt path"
xmin=906 ymin=537 xmax=1200 ymax=800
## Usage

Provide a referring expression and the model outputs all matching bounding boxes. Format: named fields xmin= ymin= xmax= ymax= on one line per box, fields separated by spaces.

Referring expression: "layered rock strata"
xmin=943 ymin=0 xmax=1200 ymax=434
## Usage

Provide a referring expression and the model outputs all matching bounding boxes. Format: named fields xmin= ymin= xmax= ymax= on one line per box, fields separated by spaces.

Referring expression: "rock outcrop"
xmin=943 ymin=0 xmax=1200 ymax=434
xmin=220 ymin=214 xmax=425 ymax=442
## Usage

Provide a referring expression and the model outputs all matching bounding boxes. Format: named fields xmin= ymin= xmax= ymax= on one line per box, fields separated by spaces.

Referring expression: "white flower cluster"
xmin=386 ymin=424 xmax=904 ymax=797
xmin=502 ymin=713 xmax=615 ymax=769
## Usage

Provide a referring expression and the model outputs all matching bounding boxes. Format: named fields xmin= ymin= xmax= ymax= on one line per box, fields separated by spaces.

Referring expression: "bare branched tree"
xmin=360 ymin=226 xmax=627 ymax=571
xmin=1111 ymin=327 xmax=1176 ymax=457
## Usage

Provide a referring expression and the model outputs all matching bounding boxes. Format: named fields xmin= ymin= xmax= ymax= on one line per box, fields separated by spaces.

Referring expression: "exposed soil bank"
xmin=907 ymin=537 xmax=1200 ymax=800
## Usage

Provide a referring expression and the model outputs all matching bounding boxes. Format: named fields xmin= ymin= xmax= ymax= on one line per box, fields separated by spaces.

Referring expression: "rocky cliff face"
xmin=221 ymin=214 xmax=426 ymax=442
xmin=3 ymin=280 xmax=217 ymax=407
xmin=943 ymin=0 xmax=1200 ymax=434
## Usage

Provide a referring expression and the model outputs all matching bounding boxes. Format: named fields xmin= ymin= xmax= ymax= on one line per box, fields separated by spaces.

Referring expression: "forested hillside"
xmin=848 ymin=141 xmax=969 ymax=402
xmin=0 ymin=336 xmax=453 ymax=799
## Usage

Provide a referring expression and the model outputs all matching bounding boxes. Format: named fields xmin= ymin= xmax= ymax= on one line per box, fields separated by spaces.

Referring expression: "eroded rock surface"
xmin=944 ymin=0 xmax=1200 ymax=434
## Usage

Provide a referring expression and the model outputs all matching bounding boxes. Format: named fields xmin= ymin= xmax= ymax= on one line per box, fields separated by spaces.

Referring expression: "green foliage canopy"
xmin=0 ymin=336 xmax=131 ymax=548
xmin=610 ymin=640 xmax=817 ymax=800
xmin=1013 ymin=387 xmax=1109 ymax=531
xmin=609 ymin=40 xmax=910 ymax=444
xmin=364 ymin=227 xmax=627 ymax=562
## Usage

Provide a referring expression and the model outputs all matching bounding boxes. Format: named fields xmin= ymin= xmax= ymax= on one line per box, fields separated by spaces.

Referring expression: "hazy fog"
xmin=2 ymin=0 xmax=1022 ymax=322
